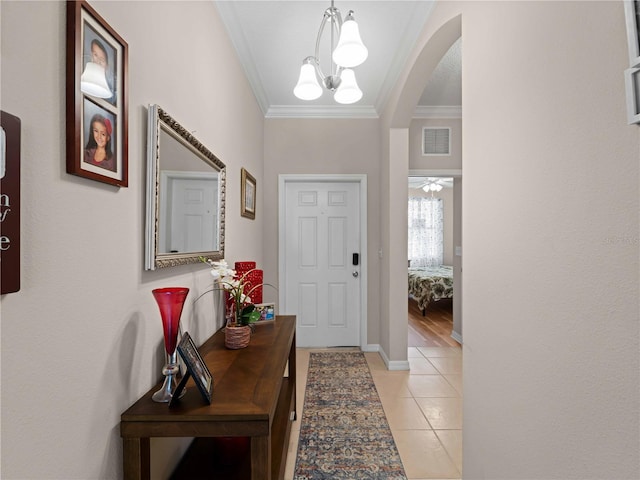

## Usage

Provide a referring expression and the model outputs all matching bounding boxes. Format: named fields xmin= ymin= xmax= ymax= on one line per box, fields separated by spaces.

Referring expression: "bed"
xmin=408 ymin=265 xmax=454 ymax=314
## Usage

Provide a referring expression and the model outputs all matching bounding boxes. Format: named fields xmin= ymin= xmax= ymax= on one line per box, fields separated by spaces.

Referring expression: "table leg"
xmin=289 ymin=332 xmax=297 ymax=421
xmin=123 ymin=437 xmax=150 ymax=480
xmin=251 ymin=435 xmax=271 ymax=480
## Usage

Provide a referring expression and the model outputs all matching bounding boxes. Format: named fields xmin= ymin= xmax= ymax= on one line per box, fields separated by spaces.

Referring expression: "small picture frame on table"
xmin=171 ymin=332 xmax=213 ymax=406
xmin=254 ymin=302 xmax=275 ymax=322
xmin=241 ymin=168 xmax=256 ymax=219
xmin=66 ymin=0 xmax=128 ymax=186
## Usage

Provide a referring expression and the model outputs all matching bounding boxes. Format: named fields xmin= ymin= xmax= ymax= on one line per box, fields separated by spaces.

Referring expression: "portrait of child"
xmin=82 ymin=99 xmax=117 ymax=173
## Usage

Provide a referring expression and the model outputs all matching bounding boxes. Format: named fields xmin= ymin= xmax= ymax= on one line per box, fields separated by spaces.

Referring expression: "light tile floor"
xmin=284 ymin=346 xmax=462 ymax=480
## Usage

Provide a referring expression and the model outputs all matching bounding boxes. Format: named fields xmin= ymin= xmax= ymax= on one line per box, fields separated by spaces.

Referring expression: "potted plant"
xmin=200 ymin=258 xmax=263 ymax=349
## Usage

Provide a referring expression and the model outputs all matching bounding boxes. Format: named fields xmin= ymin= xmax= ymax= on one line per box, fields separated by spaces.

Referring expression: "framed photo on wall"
xmin=66 ymin=0 xmax=128 ymax=187
xmin=241 ymin=167 xmax=256 ymax=219
xmin=625 ymin=67 xmax=640 ymax=124
xmin=624 ymin=1 xmax=640 ymax=68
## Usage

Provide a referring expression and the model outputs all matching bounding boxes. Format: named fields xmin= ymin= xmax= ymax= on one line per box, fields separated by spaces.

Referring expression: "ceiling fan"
xmin=408 ymin=176 xmax=454 ymax=191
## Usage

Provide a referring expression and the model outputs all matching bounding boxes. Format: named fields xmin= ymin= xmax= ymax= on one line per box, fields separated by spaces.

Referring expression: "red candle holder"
xmin=151 ymin=287 xmax=189 ymax=402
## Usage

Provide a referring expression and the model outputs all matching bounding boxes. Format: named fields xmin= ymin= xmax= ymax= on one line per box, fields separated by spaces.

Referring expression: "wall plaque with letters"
xmin=1 ymin=110 xmax=21 ymax=294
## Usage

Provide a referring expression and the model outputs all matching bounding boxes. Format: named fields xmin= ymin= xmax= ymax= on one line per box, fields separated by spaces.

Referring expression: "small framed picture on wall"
xmin=624 ymin=1 xmax=640 ymax=67
xmin=66 ymin=0 xmax=129 ymax=186
xmin=625 ymin=66 xmax=640 ymax=124
xmin=241 ymin=168 xmax=256 ymax=219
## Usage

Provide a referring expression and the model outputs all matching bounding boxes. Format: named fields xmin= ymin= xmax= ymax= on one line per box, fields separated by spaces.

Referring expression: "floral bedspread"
xmin=408 ymin=265 xmax=454 ymax=312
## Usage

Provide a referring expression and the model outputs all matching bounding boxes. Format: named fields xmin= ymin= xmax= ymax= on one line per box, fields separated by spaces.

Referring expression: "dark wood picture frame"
xmin=173 ymin=332 xmax=213 ymax=405
xmin=66 ymin=0 xmax=128 ymax=187
xmin=241 ymin=167 xmax=256 ymax=219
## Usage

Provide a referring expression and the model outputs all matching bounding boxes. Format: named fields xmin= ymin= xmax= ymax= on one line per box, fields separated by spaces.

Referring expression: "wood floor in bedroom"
xmin=408 ymin=297 xmax=460 ymax=347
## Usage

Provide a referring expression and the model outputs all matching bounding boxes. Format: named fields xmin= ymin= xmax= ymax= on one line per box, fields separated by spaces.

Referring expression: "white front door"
xmin=281 ymin=179 xmax=362 ymax=347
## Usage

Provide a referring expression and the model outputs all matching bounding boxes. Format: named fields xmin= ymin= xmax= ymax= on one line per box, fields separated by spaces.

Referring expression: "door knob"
xmin=353 ymin=271 xmax=359 ymax=278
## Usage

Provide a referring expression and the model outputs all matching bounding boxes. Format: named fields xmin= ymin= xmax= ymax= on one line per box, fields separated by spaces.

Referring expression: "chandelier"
xmin=293 ymin=1 xmax=368 ymax=104
xmin=423 ymin=182 xmax=443 ymax=193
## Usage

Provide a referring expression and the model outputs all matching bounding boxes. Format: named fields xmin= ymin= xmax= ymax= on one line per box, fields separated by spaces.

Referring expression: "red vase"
xmin=151 ymin=287 xmax=189 ymax=402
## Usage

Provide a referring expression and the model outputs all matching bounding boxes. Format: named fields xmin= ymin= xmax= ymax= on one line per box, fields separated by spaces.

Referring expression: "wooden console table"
xmin=120 ymin=315 xmax=296 ymax=480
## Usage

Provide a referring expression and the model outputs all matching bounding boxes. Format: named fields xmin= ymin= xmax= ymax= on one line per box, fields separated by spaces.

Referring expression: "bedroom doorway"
xmin=408 ymin=172 xmax=462 ymax=347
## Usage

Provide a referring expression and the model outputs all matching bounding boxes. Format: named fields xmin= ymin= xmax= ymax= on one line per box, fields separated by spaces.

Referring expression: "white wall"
xmin=2 ymin=1 xmax=638 ymax=479
xmin=462 ymin=2 xmax=639 ymax=477
xmin=0 ymin=1 xmax=264 ymax=478
xmin=263 ymin=118 xmax=382 ymax=346
xmin=386 ymin=1 xmax=639 ymax=478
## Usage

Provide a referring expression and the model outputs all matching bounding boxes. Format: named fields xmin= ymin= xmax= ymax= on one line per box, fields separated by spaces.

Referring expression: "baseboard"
xmin=361 ymin=343 xmax=380 ymax=353
xmin=377 ymin=346 xmax=410 ymax=371
xmin=451 ymin=330 xmax=463 ymax=344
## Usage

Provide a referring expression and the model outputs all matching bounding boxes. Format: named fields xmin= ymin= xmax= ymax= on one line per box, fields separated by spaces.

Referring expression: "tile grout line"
xmin=407 ymin=346 xmax=463 ymax=478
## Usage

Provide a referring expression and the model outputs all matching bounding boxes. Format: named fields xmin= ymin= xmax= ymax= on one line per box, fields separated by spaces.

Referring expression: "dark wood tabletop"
xmin=120 ymin=315 xmax=296 ymax=479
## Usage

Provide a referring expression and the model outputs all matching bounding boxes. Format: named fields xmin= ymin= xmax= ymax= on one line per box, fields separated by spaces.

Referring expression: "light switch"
xmin=455 ymin=246 xmax=462 ymax=256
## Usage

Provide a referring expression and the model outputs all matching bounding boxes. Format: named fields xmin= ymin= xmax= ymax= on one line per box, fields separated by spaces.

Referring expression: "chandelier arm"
xmin=314 ymin=11 xmax=330 ymax=79
xmin=314 ymin=6 xmax=344 ymax=81
xmin=310 ymin=57 xmax=325 ymax=82
xmin=329 ymin=8 xmax=343 ymax=78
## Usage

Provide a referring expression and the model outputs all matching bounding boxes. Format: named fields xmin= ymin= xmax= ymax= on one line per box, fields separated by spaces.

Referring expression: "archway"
xmin=379 ymin=11 xmax=462 ymax=365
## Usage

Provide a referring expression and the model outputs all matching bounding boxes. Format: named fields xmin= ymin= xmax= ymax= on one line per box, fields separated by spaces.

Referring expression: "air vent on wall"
xmin=422 ymin=127 xmax=450 ymax=155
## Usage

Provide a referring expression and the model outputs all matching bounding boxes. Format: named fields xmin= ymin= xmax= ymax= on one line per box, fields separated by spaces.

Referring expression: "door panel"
xmin=299 ymin=283 xmax=318 ymax=327
xmin=328 ymin=282 xmax=347 ymax=327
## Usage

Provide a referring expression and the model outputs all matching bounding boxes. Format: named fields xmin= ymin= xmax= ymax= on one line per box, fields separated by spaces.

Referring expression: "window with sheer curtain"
xmin=408 ymin=197 xmax=443 ymax=267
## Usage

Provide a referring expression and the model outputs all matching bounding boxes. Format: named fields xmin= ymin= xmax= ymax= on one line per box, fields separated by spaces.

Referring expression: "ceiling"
xmin=214 ymin=1 xmax=461 ymax=119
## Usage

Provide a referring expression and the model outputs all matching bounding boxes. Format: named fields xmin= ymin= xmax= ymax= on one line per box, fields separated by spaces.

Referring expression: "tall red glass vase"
xmin=151 ymin=287 xmax=189 ymax=402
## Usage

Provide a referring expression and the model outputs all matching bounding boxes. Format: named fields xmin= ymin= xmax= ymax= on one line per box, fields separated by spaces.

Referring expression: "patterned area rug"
xmin=294 ymin=352 xmax=408 ymax=479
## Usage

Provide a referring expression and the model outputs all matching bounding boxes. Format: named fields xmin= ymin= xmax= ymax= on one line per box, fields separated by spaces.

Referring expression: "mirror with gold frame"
xmin=145 ymin=104 xmax=225 ymax=270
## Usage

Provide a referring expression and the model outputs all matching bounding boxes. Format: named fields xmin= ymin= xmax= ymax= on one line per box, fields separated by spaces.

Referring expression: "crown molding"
xmin=265 ymin=105 xmax=460 ymax=119
xmin=413 ymin=105 xmax=462 ymax=119
xmin=214 ymin=1 xmax=269 ymax=115
xmin=266 ymin=105 xmax=379 ymax=119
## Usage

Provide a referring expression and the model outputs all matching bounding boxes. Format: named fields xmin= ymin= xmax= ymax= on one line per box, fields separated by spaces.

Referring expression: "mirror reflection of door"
xmin=159 ymin=171 xmax=219 ymax=253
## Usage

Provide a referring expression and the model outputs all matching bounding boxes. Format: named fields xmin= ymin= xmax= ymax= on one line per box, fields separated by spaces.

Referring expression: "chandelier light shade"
xmin=293 ymin=1 xmax=367 ymax=104
xmin=293 ymin=58 xmax=323 ymax=100
xmin=80 ymin=61 xmax=112 ymax=98
xmin=332 ymin=13 xmax=368 ymax=68
xmin=334 ymin=68 xmax=363 ymax=104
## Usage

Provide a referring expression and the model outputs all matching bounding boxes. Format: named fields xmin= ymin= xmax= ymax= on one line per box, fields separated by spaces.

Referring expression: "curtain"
xmin=408 ymin=197 xmax=443 ymax=267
